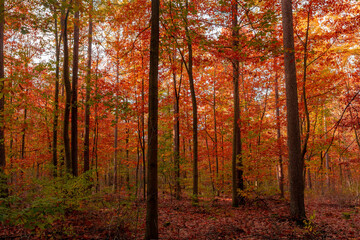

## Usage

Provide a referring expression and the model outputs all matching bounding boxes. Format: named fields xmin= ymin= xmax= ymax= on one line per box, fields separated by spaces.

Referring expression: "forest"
xmin=0 ymin=0 xmax=360 ymax=239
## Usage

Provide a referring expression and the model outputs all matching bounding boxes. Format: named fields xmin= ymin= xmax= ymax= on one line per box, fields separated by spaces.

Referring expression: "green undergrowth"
xmin=0 ymin=172 xmax=94 ymax=233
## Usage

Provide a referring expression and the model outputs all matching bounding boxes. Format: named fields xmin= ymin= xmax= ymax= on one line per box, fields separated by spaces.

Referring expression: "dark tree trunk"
xmin=141 ymin=74 xmax=146 ymax=200
xmin=0 ymin=0 xmax=7 ymax=198
xmin=113 ymin=60 xmax=119 ymax=192
xmin=145 ymin=0 xmax=160 ymax=238
xmin=274 ymin=59 xmax=284 ymax=198
xmin=231 ymin=0 xmax=244 ymax=207
xmin=172 ymin=51 xmax=182 ymax=200
xmin=281 ymin=0 xmax=306 ymax=221
xmin=21 ymin=108 xmax=27 ymax=160
xmin=84 ymin=0 xmax=93 ymax=173
xmin=183 ymin=0 xmax=198 ymax=204
xmin=52 ymin=13 xmax=60 ymax=177
xmin=71 ymin=0 xmax=80 ymax=177
xmin=61 ymin=3 xmax=71 ymax=174
xmin=213 ymin=76 xmax=219 ymax=180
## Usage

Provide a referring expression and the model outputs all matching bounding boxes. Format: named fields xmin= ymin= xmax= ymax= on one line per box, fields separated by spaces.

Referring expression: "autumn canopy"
xmin=0 ymin=0 xmax=360 ymax=239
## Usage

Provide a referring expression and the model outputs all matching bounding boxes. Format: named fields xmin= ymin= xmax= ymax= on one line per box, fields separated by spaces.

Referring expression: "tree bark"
xmin=52 ymin=12 xmax=60 ymax=177
xmin=61 ymin=2 xmax=72 ymax=174
xmin=281 ymin=0 xmax=306 ymax=221
xmin=71 ymin=0 xmax=80 ymax=177
xmin=183 ymin=0 xmax=198 ymax=204
xmin=84 ymin=0 xmax=93 ymax=173
xmin=171 ymin=50 xmax=182 ymax=200
xmin=21 ymin=108 xmax=27 ymax=160
xmin=0 ymin=0 xmax=7 ymax=198
xmin=113 ymin=59 xmax=120 ymax=192
xmin=145 ymin=0 xmax=160 ymax=238
xmin=231 ymin=0 xmax=244 ymax=207
xmin=274 ymin=59 xmax=284 ymax=198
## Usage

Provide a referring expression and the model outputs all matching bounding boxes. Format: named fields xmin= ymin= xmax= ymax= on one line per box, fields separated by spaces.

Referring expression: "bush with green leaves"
xmin=0 ymin=171 xmax=94 ymax=232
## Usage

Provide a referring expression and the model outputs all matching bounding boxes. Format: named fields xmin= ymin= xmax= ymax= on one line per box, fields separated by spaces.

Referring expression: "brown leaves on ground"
xmin=1 ymin=194 xmax=359 ymax=239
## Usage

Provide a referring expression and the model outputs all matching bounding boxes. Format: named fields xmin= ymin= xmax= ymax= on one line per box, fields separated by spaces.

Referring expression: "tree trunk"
xmin=183 ymin=0 xmax=198 ymax=204
xmin=232 ymin=0 xmax=244 ymax=207
xmin=84 ymin=0 xmax=93 ymax=173
xmin=71 ymin=0 xmax=80 ymax=177
xmin=0 ymin=0 xmax=7 ymax=198
xmin=113 ymin=60 xmax=120 ymax=192
xmin=52 ymin=12 xmax=60 ymax=177
xmin=141 ymin=75 xmax=146 ymax=200
xmin=274 ymin=59 xmax=284 ymax=198
xmin=281 ymin=0 xmax=306 ymax=221
xmin=61 ymin=2 xmax=72 ymax=174
xmin=213 ymin=76 xmax=219 ymax=181
xmin=172 ymin=51 xmax=182 ymax=200
xmin=21 ymin=108 xmax=27 ymax=160
xmin=145 ymin=0 xmax=160 ymax=238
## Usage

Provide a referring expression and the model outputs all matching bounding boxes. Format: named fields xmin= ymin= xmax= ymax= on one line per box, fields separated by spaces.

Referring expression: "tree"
xmin=0 ymin=0 xmax=6 ymax=197
xmin=61 ymin=0 xmax=71 ymax=174
xmin=51 ymin=4 xmax=60 ymax=178
xmin=231 ymin=0 xmax=244 ymax=207
xmin=145 ymin=0 xmax=160 ymax=239
xmin=84 ymin=0 xmax=93 ymax=173
xmin=281 ymin=0 xmax=306 ymax=221
xmin=71 ymin=0 xmax=80 ymax=177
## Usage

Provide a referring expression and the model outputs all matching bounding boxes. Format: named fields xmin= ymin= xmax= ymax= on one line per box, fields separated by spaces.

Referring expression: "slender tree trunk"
xmin=71 ymin=0 xmax=80 ymax=177
xmin=113 ymin=60 xmax=120 ymax=192
xmin=281 ymin=0 xmax=306 ymax=221
xmin=141 ymin=76 xmax=146 ymax=200
xmin=274 ymin=60 xmax=284 ymax=198
xmin=307 ymin=167 xmax=312 ymax=189
xmin=145 ymin=0 xmax=160 ymax=238
xmin=205 ymin=117 xmax=215 ymax=194
xmin=232 ymin=1 xmax=244 ymax=207
xmin=0 ymin=0 xmax=7 ymax=198
xmin=324 ymin=115 xmax=331 ymax=190
xmin=213 ymin=77 xmax=219 ymax=180
xmin=172 ymin=52 xmax=182 ymax=200
xmin=61 ymin=3 xmax=71 ymax=174
xmin=126 ymin=124 xmax=130 ymax=190
xmin=93 ymin=56 xmax=100 ymax=192
xmin=183 ymin=0 xmax=198 ymax=204
xmin=52 ymin=13 xmax=60 ymax=177
xmin=21 ymin=108 xmax=27 ymax=160
xmin=84 ymin=0 xmax=93 ymax=173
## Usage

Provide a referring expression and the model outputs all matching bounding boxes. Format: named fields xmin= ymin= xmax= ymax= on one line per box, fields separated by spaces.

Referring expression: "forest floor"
xmin=1 ymin=192 xmax=360 ymax=239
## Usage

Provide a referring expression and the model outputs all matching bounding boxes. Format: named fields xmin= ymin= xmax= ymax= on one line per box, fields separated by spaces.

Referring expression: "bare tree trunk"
xmin=141 ymin=76 xmax=146 ymax=200
xmin=0 ymin=0 xmax=7 ymax=198
xmin=113 ymin=60 xmax=120 ymax=192
xmin=182 ymin=0 xmax=198 ymax=204
xmin=52 ymin=12 xmax=60 ymax=177
xmin=213 ymin=76 xmax=219 ymax=180
xmin=171 ymin=50 xmax=182 ymax=200
xmin=84 ymin=0 xmax=93 ymax=173
xmin=232 ymin=0 xmax=244 ymax=207
xmin=145 ymin=0 xmax=160 ymax=238
xmin=71 ymin=0 xmax=80 ymax=177
xmin=205 ymin=116 xmax=215 ymax=194
xmin=21 ymin=108 xmax=27 ymax=160
xmin=281 ymin=0 xmax=306 ymax=221
xmin=274 ymin=59 xmax=284 ymax=198
xmin=61 ymin=2 xmax=72 ymax=174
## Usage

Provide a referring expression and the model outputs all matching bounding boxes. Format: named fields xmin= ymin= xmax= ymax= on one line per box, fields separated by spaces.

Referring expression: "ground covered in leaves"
xmin=1 ymin=193 xmax=359 ymax=239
